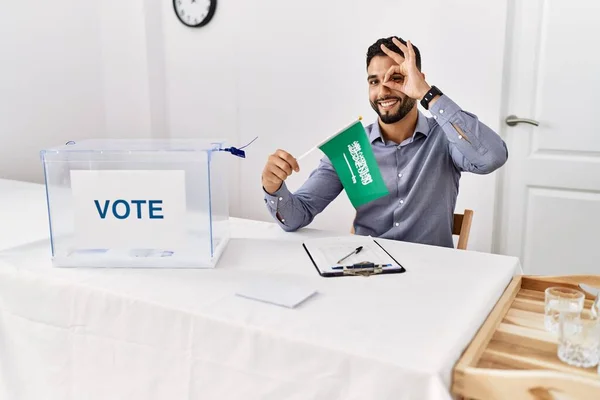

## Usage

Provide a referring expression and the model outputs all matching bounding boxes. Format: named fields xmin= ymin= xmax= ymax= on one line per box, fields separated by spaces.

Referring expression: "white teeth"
xmin=379 ymin=100 xmax=397 ymax=107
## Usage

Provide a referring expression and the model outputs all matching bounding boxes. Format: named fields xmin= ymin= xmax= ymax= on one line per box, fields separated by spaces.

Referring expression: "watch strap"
xmin=420 ymin=85 xmax=443 ymax=110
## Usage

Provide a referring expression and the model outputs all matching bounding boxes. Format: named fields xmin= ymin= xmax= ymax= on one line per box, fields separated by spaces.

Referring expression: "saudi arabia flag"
xmin=319 ymin=120 xmax=389 ymax=208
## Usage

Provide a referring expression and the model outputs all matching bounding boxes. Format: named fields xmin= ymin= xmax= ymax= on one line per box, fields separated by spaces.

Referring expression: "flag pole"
xmin=295 ymin=145 xmax=318 ymax=162
xmin=296 ymin=116 xmax=363 ymax=162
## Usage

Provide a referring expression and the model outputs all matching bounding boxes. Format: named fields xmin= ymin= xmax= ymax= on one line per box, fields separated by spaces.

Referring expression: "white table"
xmin=0 ymin=179 xmax=51 ymax=250
xmin=0 ymin=180 xmax=522 ymax=400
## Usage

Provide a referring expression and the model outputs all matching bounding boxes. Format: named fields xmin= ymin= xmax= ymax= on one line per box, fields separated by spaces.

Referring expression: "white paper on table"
xmin=235 ymin=279 xmax=318 ymax=308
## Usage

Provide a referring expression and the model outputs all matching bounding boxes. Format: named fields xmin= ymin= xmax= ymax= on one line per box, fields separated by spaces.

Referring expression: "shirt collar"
xmin=369 ymin=111 xmax=431 ymax=144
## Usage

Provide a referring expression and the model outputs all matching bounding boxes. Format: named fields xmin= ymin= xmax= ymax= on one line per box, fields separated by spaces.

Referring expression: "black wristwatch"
xmin=420 ymin=85 xmax=443 ymax=110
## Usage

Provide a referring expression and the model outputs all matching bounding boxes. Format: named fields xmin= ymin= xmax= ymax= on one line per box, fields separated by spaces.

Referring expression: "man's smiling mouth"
xmin=378 ymin=98 xmax=400 ymax=110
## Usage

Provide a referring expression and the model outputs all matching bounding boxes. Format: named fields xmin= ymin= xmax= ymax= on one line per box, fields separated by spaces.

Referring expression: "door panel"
xmin=497 ymin=0 xmax=600 ymax=274
xmin=533 ymin=0 xmax=600 ymax=154
xmin=524 ymin=187 xmax=600 ymax=274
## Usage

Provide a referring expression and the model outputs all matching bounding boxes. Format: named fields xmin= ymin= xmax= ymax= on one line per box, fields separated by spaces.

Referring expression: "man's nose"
xmin=378 ymin=83 xmax=391 ymax=98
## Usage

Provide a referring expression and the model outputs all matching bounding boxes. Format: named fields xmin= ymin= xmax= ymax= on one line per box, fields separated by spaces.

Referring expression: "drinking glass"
xmin=592 ymin=292 xmax=600 ymax=320
xmin=544 ymin=286 xmax=584 ymax=333
xmin=558 ymin=316 xmax=600 ymax=368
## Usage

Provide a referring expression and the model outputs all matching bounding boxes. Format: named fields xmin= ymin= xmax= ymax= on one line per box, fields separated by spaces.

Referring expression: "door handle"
xmin=505 ymin=115 xmax=540 ymax=127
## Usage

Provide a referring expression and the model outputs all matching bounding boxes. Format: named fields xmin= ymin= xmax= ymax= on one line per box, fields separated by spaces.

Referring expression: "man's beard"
xmin=370 ymin=96 xmax=416 ymax=124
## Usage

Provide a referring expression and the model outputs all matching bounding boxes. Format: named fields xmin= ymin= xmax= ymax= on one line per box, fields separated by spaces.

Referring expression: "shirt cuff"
xmin=263 ymin=182 xmax=292 ymax=211
xmin=428 ymin=94 xmax=461 ymax=127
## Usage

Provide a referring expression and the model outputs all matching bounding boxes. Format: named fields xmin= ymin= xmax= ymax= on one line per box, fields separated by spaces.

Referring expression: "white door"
xmin=495 ymin=0 xmax=600 ymax=275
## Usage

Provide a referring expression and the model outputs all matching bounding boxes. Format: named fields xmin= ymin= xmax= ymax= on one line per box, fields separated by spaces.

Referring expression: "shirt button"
xmin=279 ymin=197 xmax=283 ymax=201
xmin=281 ymin=219 xmax=285 ymax=222
xmin=400 ymin=199 xmax=404 ymax=204
xmin=433 ymin=115 xmax=438 ymax=120
xmin=398 ymin=173 xmax=402 ymax=178
xmin=270 ymin=200 xmax=275 ymax=204
xmin=440 ymin=109 xmax=444 ymax=114
xmin=458 ymin=135 xmax=463 ymax=140
xmin=395 ymin=223 xmax=399 ymax=227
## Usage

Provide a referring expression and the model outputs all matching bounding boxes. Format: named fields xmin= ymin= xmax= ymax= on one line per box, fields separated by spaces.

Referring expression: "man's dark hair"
xmin=366 ymin=36 xmax=422 ymax=71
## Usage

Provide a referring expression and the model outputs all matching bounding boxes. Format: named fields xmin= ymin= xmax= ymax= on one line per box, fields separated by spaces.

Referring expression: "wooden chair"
xmin=350 ymin=209 xmax=474 ymax=250
xmin=453 ymin=209 xmax=474 ymax=250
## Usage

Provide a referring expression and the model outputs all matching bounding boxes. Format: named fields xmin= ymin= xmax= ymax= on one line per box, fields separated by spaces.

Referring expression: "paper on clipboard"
xmin=302 ymin=236 xmax=405 ymax=276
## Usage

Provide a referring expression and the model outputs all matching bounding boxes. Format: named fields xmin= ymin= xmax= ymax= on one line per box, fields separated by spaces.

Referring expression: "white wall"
xmin=98 ymin=0 xmax=156 ymax=140
xmin=162 ymin=0 xmax=509 ymax=252
xmin=0 ymin=1 xmax=106 ymax=183
xmin=0 ymin=0 xmax=160 ymax=184
xmin=1 ymin=0 xmax=509 ymax=253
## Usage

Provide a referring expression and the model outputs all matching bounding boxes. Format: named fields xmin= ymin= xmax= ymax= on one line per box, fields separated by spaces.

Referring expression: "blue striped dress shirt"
xmin=263 ymin=94 xmax=508 ymax=248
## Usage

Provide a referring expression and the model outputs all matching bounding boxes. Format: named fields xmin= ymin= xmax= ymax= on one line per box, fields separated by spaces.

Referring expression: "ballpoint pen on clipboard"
xmin=336 ymin=246 xmax=363 ymax=264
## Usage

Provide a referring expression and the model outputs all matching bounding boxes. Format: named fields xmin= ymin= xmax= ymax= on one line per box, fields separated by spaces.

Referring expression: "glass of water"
xmin=558 ymin=316 xmax=600 ymax=368
xmin=544 ymin=286 xmax=585 ymax=333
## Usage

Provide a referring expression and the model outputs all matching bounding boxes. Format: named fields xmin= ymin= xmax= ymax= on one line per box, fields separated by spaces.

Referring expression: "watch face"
xmin=173 ymin=0 xmax=217 ymax=28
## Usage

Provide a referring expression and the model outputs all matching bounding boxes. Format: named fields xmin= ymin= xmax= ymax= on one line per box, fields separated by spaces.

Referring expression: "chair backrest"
xmin=453 ymin=209 xmax=474 ymax=250
xmin=350 ymin=209 xmax=474 ymax=250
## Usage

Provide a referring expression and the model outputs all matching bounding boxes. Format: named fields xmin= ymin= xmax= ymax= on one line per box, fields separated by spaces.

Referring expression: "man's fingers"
xmin=275 ymin=149 xmax=300 ymax=172
xmin=263 ymin=173 xmax=284 ymax=193
xmin=380 ymin=44 xmax=405 ymax=66
xmin=407 ymin=40 xmax=417 ymax=63
xmin=262 ymin=171 xmax=276 ymax=185
xmin=382 ymin=80 xmax=404 ymax=92
xmin=267 ymin=165 xmax=288 ymax=182
xmin=287 ymin=156 xmax=300 ymax=173
xmin=393 ymin=38 xmax=418 ymax=70
xmin=383 ymin=65 xmax=401 ymax=83
xmin=266 ymin=172 xmax=284 ymax=185
xmin=270 ymin=155 xmax=293 ymax=176
xmin=263 ymin=168 xmax=280 ymax=182
xmin=392 ymin=37 xmax=410 ymax=59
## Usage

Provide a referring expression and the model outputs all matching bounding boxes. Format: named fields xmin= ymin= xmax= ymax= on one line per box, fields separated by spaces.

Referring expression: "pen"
xmin=332 ymin=263 xmax=392 ymax=270
xmin=336 ymin=246 xmax=363 ymax=264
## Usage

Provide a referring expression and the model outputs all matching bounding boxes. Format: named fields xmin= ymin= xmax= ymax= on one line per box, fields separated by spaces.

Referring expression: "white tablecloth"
xmin=0 ymin=179 xmax=50 ymax=250
xmin=0 ymin=180 xmax=522 ymax=400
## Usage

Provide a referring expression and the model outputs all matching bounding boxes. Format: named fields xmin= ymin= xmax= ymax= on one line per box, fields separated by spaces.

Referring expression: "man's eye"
xmin=392 ymin=75 xmax=404 ymax=81
xmin=369 ymin=80 xmax=378 ymax=85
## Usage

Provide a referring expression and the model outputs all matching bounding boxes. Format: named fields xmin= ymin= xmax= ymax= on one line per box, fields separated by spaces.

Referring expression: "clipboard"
xmin=302 ymin=237 xmax=406 ymax=277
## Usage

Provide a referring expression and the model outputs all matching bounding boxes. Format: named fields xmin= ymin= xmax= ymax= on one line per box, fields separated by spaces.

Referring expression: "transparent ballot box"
xmin=40 ymin=139 xmax=230 ymax=268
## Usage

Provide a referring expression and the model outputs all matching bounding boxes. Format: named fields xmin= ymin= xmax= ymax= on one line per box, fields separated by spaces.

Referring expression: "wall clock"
xmin=173 ymin=0 xmax=217 ymax=28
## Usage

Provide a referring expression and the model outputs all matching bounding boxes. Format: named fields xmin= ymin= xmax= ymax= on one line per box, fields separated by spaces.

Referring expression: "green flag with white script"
xmin=319 ymin=120 xmax=389 ymax=208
